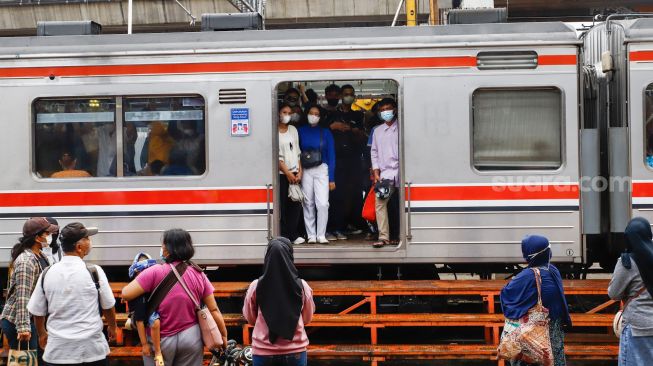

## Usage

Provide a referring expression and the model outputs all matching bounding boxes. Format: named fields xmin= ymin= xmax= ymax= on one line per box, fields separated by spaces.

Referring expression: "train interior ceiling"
xmin=276 ymin=80 xmax=399 ymax=247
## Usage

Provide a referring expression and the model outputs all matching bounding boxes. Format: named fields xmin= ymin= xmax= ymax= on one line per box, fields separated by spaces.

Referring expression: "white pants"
xmin=302 ymin=163 xmax=330 ymax=239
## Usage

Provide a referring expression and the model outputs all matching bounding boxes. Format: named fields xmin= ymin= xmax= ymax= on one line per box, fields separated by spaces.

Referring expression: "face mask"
xmin=326 ymin=98 xmax=339 ymax=107
xmin=280 ymin=114 xmax=291 ymax=124
xmin=379 ymin=110 xmax=395 ymax=122
xmin=45 ymin=234 xmax=53 ymax=246
xmin=285 ymin=97 xmax=298 ymax=107
xmin=342 ymin=96 xmax=355 ymax=105
xmin=290 ymin=113 xmax=300 ymax=122
xmin=160 ymin=247 xmax=166 ymax=261
xmin=308 ymin=115 xmax=320 ymax=126
xmin=42 ymin=247 xmax=52 ymax=257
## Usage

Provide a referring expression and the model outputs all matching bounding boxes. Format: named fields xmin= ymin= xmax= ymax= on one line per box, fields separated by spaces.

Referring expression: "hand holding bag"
xmin=170 ymin=264 xmax=223 ymax=349
xmin=498 ymin=268 xmax=554 ymax=366
xmin=613 ymin=286 xmax=647 ymax=338
xmin=8 ymin=342 xmax=37 ymax=366
xmin=362 ymin=187 xmax=376 ymax=222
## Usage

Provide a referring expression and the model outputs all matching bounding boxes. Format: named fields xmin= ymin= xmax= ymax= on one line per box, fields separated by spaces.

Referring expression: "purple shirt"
xmin=136 ymin=262 xmax=214 ymax=338
xmin=371 ymin=120 xmax=399 ymax=185
xmin=243 ymin=279 xmax=315 ymax=356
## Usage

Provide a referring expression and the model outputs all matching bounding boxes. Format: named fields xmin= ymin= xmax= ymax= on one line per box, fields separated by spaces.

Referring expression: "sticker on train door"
xmin=230 ymin=108 xmax=250 ymax=137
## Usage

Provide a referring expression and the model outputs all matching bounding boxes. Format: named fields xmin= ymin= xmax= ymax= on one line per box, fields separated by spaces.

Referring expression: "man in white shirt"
xmin=28 ymin=222 xmax=117 ymax=366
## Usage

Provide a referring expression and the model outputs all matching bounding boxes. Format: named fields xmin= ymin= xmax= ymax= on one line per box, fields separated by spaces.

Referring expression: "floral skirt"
xmin=510 ymin=318 xmax=566 ymax=366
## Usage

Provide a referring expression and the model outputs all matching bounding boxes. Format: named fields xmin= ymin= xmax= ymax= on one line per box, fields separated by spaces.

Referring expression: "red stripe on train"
xmin=0 ymin=184 xmax=579 ymax=208
xmin=632 ymin=182 xmax=653 ymax=197
xmin=0 ymin=189 xmax=268 ymax=207
xmin=630 ymin=51 xmax=653 ymax=62
xmin=0 ymin=54 xmax=576 ymax=79
xmin=409 ymin=184 xmax=579 ymax=201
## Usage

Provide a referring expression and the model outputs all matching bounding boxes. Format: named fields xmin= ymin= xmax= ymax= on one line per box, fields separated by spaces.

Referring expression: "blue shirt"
xmin=298 ymin=125 xmax=336 ymax=182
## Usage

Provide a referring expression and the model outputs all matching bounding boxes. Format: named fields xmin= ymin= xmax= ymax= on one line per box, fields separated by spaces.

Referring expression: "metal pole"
xmin=406 ymin=0 xmax=417 ymax=26
xmin=127 ymin=0 xmax=132 ymax=34
xmin=429 ymin=0 xmax=439 ymax=25
xmin=391 ymin=0 xmax=405 ymax=27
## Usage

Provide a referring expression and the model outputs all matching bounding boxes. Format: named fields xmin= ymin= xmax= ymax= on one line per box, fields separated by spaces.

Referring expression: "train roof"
xmin=0 ymin=22 xmax=579 ymax=58
xmin=625 ymin=18 xmax=653 ymax=42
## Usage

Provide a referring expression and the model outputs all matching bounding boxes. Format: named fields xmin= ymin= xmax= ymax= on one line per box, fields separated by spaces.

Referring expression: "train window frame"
xmin=644 ymin=83 xmax=653 ymax=171
xmin=469 ymin=86 xmax=566 ymax=174
xmin=31 ymin=94 xmax=208 ymax=181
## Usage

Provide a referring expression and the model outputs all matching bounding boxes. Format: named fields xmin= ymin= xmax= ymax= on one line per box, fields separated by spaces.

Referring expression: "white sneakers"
xmin=305 ymin=237 xmax=328 ymax=244
xmin=317 ymin=236 xmax=329 ymax=244
xmin=307 ymin=237 xmax=317 ymax=244
xmin=293 ymin=237 xmax=306 ymax=245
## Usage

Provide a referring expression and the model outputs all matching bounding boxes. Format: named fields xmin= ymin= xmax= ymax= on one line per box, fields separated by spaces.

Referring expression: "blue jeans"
xmin=253 ymin=351 xmax=307 ymax=366
xmin=619 ymin=324 xmax=653 ymax=366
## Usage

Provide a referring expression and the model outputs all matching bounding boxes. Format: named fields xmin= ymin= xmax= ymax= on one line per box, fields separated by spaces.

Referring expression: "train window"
xmin=645 ymin=84 xmax=653 ymax=168
xmin=472 ymin=88 xmax=562 ymax=171
xmin=34 ymin=98 xmax=117 ymax=178
xmin=123 ymin=96 xmax=206 ymax=176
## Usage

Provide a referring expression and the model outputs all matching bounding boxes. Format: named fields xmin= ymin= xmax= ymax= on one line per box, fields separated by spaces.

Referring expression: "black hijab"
xmin=256 ymin=238 xmax=303 ymax=343
xmin=623 ymin=217 xmax=653 ymax=296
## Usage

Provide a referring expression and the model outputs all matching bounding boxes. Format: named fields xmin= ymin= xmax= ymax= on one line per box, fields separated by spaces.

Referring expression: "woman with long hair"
xmin=1 ymin=217 xmax=58 ymax=362
xmin=243 ymin=238 xmax=315 ymax=366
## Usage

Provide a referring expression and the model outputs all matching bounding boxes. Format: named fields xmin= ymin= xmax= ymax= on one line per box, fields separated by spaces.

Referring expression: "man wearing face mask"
xmin=284 ymin=88 xmax=306 ymax=127
xmin=28 ymin=222 xmax=117 ymax=366
xmin=322 ymin=84 xmax=366 ymax=241
xmin=370 ymin=98 xmax=400 ymax=248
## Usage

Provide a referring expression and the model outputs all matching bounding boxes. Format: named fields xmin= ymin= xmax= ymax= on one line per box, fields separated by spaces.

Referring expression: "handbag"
xmin=300 ymin=129 xmax=323 ymax=168
xmin=498 ymin=268 xmax=554 ymax=366
xmin=362 ymin=187 xmax=376 ymax=222
xmin=8 ymin=343 xmax=37 ymax=366
xmin=169 ymin=264 xmax=223 ymax=349
xmin=613 ymin=286 xmax=647 ymax=338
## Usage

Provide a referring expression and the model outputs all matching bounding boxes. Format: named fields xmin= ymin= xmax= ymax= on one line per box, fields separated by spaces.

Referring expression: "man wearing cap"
xmin=1 ymin=217 xmax=58 ymax=363
xmin=28 ymin=222 xmax=117 ymax=366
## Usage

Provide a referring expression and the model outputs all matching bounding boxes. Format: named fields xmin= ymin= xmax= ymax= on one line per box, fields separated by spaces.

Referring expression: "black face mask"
xmin=326 ymin=98 xmax=339 ymax=107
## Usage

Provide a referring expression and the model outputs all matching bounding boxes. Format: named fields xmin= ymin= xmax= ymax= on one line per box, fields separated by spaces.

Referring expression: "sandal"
xmin=372 ymin=240 xmax=389 ymax=248
xmin=154 ymin=354 xmax=164 ymax=366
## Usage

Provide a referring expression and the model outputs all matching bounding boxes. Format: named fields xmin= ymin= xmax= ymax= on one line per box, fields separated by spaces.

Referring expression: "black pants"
xmin=279 ymin=174 xmax=302 ymax=241
xmin=46 ymin=359 xmax=107 ymax=366
xmin=328 ymin=159 xmax=363 ymax=233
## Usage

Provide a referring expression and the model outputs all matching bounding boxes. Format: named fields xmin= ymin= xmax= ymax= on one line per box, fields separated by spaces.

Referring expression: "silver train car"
xmin=0 ymin=18 xmax=651 ymax=271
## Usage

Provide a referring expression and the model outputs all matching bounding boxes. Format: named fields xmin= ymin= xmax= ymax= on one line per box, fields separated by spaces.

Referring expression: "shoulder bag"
xmin=613 ymin=286 xmax=647 ymax=338
xmin=498 ymin=268 xmax=554 ymax=366
xmin=300 ymin=128 xmax=323 ymax=168
xmin=169 ymin=263 xmax=223 ymax=349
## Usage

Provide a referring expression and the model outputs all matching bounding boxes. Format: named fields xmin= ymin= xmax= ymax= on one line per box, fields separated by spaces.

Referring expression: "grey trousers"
xmin=143 ymin=324 xmax=203 ymax=366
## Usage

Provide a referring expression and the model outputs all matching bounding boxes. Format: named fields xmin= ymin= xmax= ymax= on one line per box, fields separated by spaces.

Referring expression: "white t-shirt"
xmin=279 ymin=125 xmax=301 ymax=173
xmin=27 ymin=256 xmax=116 ymax=364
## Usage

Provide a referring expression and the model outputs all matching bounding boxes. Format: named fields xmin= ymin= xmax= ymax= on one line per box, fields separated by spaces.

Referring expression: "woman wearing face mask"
xmin=298 ymin=106 xmax=336 ymax=244
xmin=500 ymin=235 xmax=571 ymax=366
xmin=278 ymin=103 xmax=304 ymax=245
xmin=122 ymin=228 xmax=228 ymax=366
xmin=1 ymin=217 xmax=58 ymax=362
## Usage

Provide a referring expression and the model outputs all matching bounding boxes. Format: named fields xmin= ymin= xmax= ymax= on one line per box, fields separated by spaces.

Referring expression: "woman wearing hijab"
xmin=500 ymin=235 xmax=571 ymax=366
xmin=243 ymin=238 xmax=315 ymax=366
xmin=608 ymin=217 xmax=653 ymax=365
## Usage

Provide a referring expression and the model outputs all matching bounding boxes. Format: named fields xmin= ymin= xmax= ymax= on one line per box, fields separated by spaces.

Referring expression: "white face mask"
xmin=280 ymin=114 xmax=291 ymax=124
xmin=379 ymin=110 xmax=395 ymax=122
xmin=342 ymin=96 xmax=355 ymax=105
xmin=308 ymin=115 xmax=320 ymax=126
xmin=45 ymin=235 xmax=52 ymax=246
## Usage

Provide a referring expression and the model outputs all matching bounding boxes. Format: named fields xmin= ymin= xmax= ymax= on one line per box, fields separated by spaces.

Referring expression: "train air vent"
xmin=37 ymin=21 xmax=102 ymax=36
xmin=476 ymin=51 xmax=538 ymax=70
xmin=201 ymin=13 xmax=262 ymax=31
xmin=219 ymin=89 xmax=247 ymax=104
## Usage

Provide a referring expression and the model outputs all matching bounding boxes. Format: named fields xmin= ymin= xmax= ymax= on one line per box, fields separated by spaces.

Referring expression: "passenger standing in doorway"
xmin=284 ymin=88 xmax=305 ymax=127
xmin=278 ymin=103 xmax=304 ymax=245
xmin=1 ymin=217 xmax=58 ymax=365
xmin=370 ymin=98 xmax=400 ymax=248
xmin=243 ymin=238 xmax=315 ymax=366
xmin=299 ymin=106 xmax=336 ymax=244
xmin=323 ymin=85 xmax=366 ymax=241
xmin=608 ymin=217 xmax=653 ymax=365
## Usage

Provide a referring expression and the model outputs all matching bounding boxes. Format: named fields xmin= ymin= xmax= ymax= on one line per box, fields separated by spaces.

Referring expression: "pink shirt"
xmin=243 ymin=279 xmax=315 ymax=356
xmin=371 ymin=120 xmax=399 ymax=186
xmin=137 ymin=262 xmax=214 ymax=338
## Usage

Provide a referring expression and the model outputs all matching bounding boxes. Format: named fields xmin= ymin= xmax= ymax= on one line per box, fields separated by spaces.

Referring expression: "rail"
xmin=103 ymin=279 xmax=618 ymax=365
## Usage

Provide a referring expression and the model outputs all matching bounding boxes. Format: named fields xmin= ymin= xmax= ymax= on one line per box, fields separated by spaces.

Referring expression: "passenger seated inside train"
xmin=50 ymin=152 xmax=92 ymax=178
xmin=276 ymin=80 xmax=399 ymax=248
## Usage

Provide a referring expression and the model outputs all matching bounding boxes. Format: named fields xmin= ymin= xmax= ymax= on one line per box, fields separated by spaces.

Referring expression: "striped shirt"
xmin=1 ymin=249 xmax=49 ymax=332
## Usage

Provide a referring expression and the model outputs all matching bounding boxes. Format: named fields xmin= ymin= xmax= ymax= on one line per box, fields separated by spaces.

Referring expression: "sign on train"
xmin=231 ymin=107 xmax=250 ymax=137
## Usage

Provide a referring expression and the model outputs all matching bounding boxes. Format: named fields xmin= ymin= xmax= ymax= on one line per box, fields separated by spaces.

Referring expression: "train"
xmin=1 ymin=15 xmax=653 ymax=275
